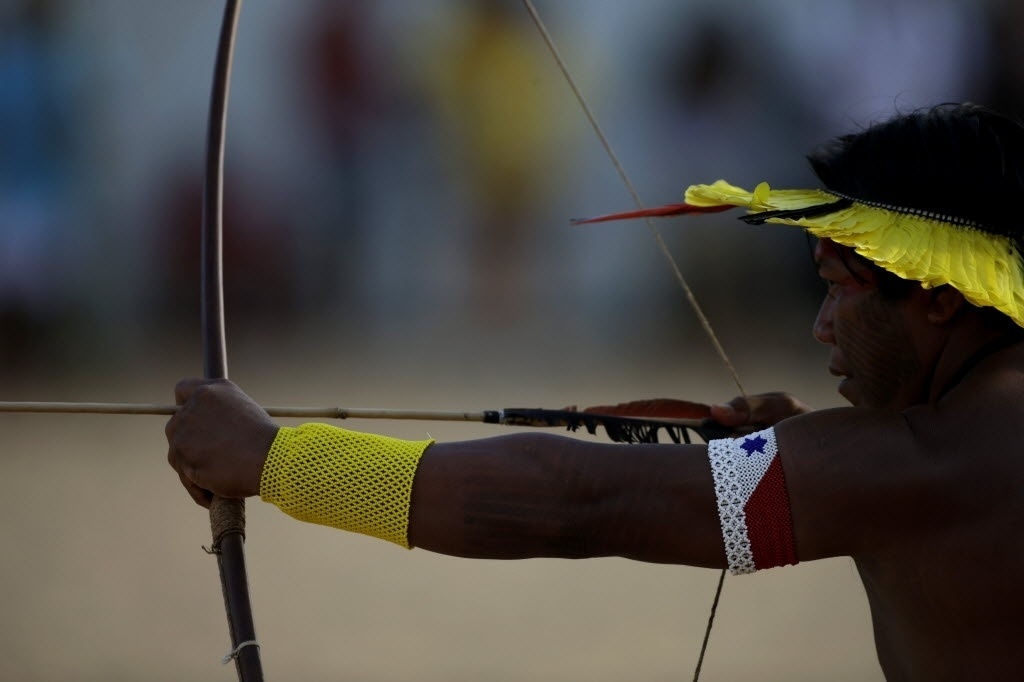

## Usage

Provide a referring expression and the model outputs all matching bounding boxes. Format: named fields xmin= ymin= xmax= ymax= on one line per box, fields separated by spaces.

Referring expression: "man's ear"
xmin=925 ymin=285 xmax=967 ymax=324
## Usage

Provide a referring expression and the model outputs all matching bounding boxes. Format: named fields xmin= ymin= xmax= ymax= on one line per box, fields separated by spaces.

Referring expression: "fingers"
xmin=179 ymin=467 xmax=214 ymax=508
xmin=174 ymin=377 xmax=212 ymax=405
xmin=165 ymin=378 xmax=277 ymax=505
xmin=167 ymin=378 xmax=215 ymax=439
xmin=168 ymin=444 xmax=214 ymax=508
xmin=709 ymin=397 xmax=752 ymax=426
xmin=165 ymin=376 xmax=207 ymax=450
xmin=710 ymin=392 xmax=812 ymax=428
xmin=167 ymin=377 xmax=236 ymax=443
xmin=168 ymin=378 xmax=226 ymax=508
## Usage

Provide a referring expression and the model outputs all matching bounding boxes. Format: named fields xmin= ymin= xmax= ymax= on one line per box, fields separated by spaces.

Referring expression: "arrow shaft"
xmin=0 ymin=401 xmax=492 ymax=422
xmin=0 ymin=401 xmax=707 ymax=428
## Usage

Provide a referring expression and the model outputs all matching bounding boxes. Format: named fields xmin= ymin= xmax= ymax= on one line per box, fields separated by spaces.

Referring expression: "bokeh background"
xmin=1 ymin=0 xmax=1019 ymax=679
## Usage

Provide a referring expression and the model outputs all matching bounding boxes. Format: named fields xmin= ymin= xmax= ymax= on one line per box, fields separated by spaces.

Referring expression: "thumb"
xmin=709 ymin=397 xmax=751 ymax=427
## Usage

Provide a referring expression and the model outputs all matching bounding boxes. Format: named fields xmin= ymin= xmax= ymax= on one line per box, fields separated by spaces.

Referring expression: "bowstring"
xmin=519 ymin=1 xmax=746 ymax=399
xmin=518 ymin=2 xmax=745 ymax=679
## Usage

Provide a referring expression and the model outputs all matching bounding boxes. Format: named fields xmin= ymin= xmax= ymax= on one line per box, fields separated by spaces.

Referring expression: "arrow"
xmin=0 ymin=401 xmax=747 ymax=444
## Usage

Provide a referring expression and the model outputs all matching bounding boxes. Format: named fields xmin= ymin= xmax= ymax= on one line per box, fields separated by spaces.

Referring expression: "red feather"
xmin=581 ymin=398 xmax=712 ymax=420
xmin=570 ymin=202 xmax=732 ymax=225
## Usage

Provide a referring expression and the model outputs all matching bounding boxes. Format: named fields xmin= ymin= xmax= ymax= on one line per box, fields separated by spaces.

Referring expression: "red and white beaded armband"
xmin=707 ymin=428 xmax=798 ymax=574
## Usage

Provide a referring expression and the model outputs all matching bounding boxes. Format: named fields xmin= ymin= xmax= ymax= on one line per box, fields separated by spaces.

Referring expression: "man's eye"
xmin=823 ymin=281 xmax=840 ymax=299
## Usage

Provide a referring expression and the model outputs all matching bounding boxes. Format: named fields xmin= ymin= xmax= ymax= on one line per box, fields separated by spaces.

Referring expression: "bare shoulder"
xmin=902 ymin=341 xmax=1024 ymax=473
xmin=928 ymin=340 xmax=1024 ymax=422
xmin=772 ymin=345 xmax=1024 ymax=562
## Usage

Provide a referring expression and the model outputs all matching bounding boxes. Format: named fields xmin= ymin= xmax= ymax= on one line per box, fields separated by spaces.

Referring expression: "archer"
xmin=167 ymin=103 xmax=1024 ymax=680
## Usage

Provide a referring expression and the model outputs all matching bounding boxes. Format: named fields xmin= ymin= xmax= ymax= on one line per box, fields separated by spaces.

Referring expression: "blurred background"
xmin=0 ymin=0 xmax=1018 ymax=679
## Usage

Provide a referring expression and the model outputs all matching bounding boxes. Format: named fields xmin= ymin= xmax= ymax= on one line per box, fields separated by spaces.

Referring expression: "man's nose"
xmin=813 ymin=299 xmax=835 ymax=344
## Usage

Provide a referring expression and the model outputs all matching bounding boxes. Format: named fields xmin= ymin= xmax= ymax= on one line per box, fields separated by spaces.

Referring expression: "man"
xmin=167 ymin=103 xmax=1024 ymax=680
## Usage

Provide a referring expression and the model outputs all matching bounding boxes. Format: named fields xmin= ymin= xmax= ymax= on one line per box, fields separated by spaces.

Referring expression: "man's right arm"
xmin=775 ymin=405 xmax=959 ymax=562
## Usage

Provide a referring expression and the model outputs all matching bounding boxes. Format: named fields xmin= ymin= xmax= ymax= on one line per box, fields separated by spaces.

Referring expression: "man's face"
xmin=813 ymin=239 xmax=927 ymax=409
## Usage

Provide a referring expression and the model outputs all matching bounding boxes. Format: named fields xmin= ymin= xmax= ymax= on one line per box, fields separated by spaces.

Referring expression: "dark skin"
xmin=167 ymin=238 xmax=1024 ymax=680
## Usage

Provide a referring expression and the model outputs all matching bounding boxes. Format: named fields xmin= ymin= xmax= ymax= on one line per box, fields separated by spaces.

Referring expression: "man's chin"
xmin=837 ymin=378 xmax=857 ymax=405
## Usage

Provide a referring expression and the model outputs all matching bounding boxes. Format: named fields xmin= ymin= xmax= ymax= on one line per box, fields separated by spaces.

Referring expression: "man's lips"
xmin=829 ymin=365 xmax=854 ymax=401
xmin=828 ymin=366 xmax=850 ymax=379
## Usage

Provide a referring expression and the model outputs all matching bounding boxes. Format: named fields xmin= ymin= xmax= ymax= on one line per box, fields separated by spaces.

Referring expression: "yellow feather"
xmin=680 ymin=181 xmax=1024 ymax=327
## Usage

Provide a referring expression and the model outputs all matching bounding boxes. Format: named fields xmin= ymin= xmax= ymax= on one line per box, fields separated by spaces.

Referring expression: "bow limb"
xmin=201 ymin=2 xmax=264 ymax=679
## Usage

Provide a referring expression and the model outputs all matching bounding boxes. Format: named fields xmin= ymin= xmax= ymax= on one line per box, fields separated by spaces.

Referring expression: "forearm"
xmin=408 ymin=433 xmax=724 ymax=566
xmin=257 ymin=424 xmax=724 ymax=566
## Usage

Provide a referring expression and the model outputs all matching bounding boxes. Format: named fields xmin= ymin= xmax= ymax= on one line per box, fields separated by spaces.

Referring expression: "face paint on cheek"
xmin=835 ymin=291 xmax=921 ymax=408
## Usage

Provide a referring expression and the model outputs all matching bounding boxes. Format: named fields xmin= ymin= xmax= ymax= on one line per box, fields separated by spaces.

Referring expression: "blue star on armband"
xmin=740 ymin=434 xmax=768 ymax=456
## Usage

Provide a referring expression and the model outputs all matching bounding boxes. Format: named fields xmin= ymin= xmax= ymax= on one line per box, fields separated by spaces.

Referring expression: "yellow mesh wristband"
xmin=259 ymin=424 xmax=433 ymax=548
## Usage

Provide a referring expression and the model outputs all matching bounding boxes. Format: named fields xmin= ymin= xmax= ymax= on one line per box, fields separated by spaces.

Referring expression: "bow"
xmin=190 ymin=2 xmax=741 ymax=677
xmin=1 ymin=4 xmax=738 ymax=677
xmin=200 ymin=1 xmax=263 ymax=679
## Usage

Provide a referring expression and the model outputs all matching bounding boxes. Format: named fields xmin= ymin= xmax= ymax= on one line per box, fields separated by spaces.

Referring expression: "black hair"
xmin=809 ymin=104 xmax=1024 ymax=332
xmin=807 ymin=103 xmax=1024 ymax=245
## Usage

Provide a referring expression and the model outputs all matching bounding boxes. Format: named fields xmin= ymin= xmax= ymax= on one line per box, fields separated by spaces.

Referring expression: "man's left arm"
xmin=166 ymin=378 xmax=727 ymax=566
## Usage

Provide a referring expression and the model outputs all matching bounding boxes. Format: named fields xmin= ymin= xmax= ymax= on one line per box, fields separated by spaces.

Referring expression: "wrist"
xmin=259 ymin=423 xmax=433 ymax=548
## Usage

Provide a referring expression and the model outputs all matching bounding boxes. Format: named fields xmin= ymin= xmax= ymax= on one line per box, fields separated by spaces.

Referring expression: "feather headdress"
xmin=576 ymin=180 xmax=1024 ymax=328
